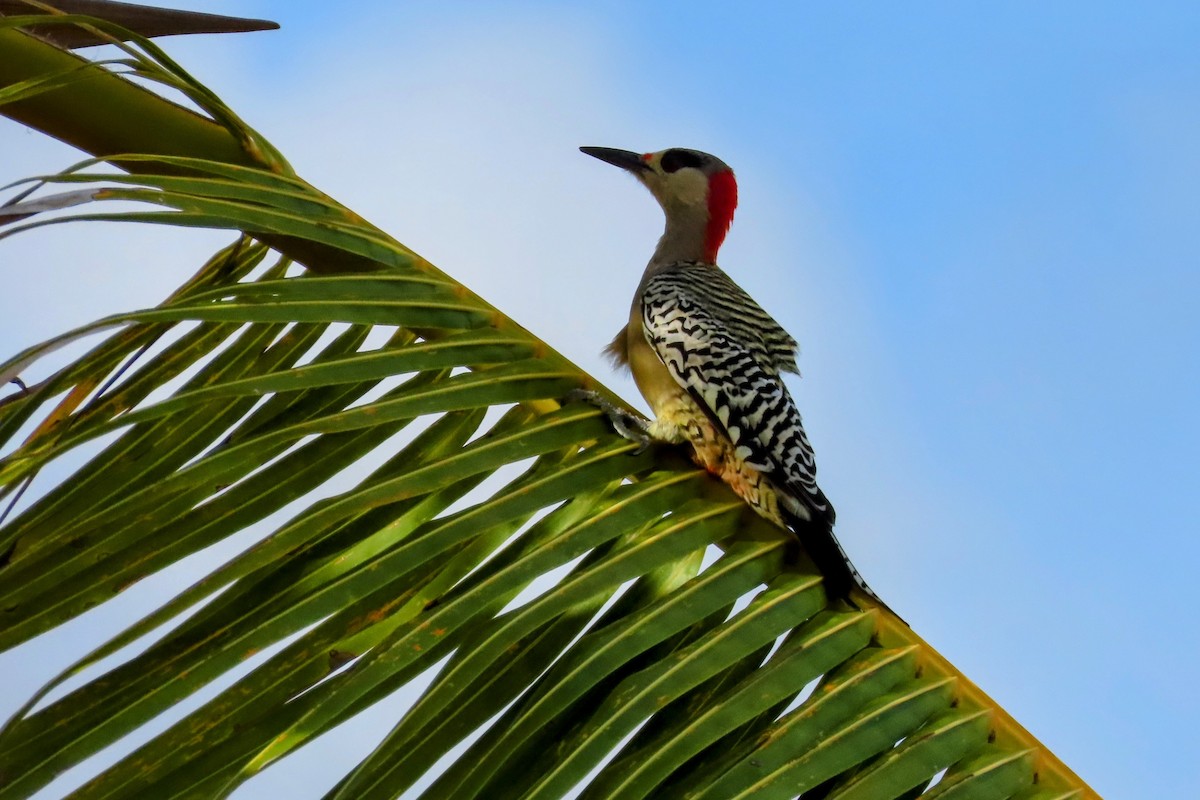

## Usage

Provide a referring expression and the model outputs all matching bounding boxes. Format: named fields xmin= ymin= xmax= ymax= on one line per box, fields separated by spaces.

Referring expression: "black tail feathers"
xmin=782 ymin=509 xmax=860 ymax=601
xmin=780 ymin=508 xmax=903 ymax=623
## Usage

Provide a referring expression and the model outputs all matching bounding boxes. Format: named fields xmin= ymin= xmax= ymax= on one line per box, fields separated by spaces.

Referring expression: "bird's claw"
xmin=610 ymin=411 xmax=653 ymax=453
xmin=565 ymin=389 xmax=652 ymax=452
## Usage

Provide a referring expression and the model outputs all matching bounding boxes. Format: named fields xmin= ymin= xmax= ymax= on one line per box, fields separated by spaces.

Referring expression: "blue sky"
xmin=2 ymin=1 xmax=1197 ymax=797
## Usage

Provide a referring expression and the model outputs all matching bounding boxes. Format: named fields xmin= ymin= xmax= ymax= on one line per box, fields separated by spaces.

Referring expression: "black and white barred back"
xmin=640 ymin=261 xmax=832 ymax=521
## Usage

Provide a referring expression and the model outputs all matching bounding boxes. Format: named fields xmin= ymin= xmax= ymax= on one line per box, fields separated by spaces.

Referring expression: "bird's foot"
xmin=565 ymin=389 xmax=652 ymax=452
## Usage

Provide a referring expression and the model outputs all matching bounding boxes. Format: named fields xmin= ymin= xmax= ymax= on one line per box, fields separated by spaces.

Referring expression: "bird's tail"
xmin=781 ymin=507 xmax=904 ymax=623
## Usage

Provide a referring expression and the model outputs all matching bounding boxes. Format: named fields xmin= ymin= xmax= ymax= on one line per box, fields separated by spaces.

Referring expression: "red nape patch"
xmin=704 ymin=169 xmax=738 ymax=261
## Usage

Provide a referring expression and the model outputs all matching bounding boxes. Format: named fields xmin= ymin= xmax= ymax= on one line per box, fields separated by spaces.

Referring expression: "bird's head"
xmin=581 ymin=146 xmax=738 ymax=263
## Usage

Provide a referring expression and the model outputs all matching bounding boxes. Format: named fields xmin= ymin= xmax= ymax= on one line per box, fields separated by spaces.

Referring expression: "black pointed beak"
xmin=580 ymin=146 xmax=649 ymax=174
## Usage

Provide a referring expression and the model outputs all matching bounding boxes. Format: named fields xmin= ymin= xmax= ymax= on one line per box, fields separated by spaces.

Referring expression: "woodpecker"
xmin=577 ymin=145 xmax=875 ymax=604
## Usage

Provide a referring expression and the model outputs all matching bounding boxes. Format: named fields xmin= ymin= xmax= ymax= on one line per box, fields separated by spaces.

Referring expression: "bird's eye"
xmin=660 ymin=149 xmax=704 ymax=173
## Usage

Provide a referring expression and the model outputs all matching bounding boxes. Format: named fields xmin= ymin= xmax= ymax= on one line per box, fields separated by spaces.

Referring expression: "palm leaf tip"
xmin=0 ymin=0 xmax=278 ymax=49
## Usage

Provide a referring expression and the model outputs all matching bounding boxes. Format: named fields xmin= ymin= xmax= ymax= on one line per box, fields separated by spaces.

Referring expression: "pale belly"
xmin=626 ymin=328 xmax=684 ymax=419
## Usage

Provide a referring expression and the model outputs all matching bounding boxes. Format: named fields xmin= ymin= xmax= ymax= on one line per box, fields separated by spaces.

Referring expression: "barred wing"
xmin=648 ymin=261 xmax=800 ymax=376
xmin=640 ymin=265 xmax=831 ymax=522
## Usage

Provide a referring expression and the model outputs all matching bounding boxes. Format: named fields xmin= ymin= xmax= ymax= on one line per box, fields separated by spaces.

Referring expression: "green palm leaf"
xmin=0 ymin=8 xmax=1097 ymax=800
